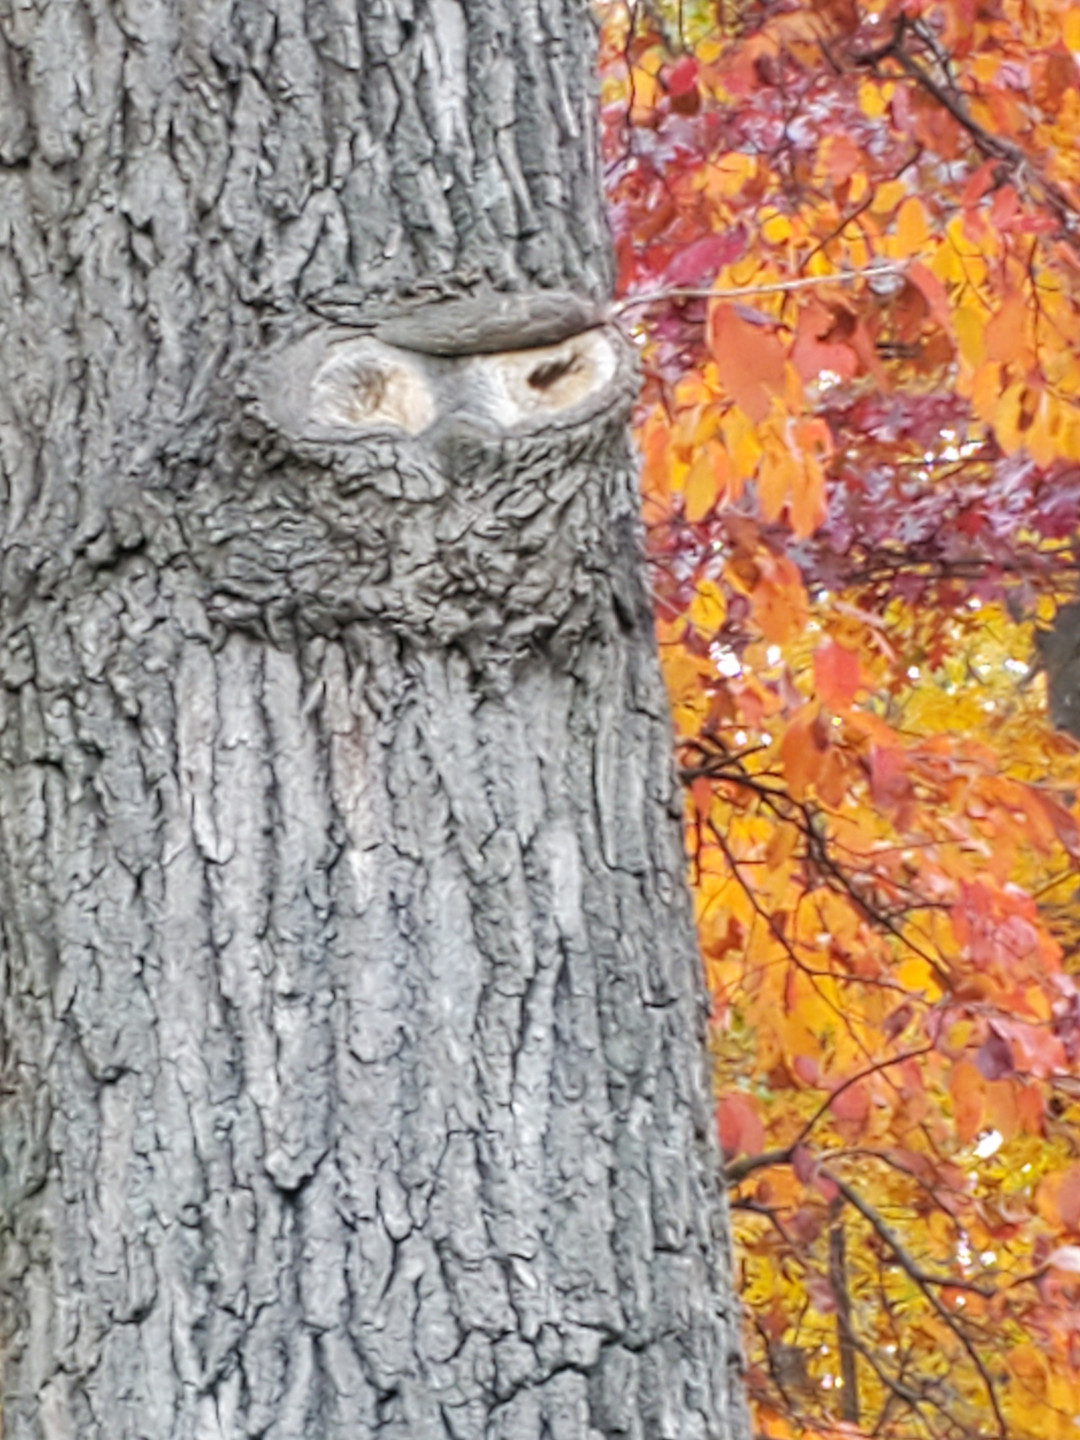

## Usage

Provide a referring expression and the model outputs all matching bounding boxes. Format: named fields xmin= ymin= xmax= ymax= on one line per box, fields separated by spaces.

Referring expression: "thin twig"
xmin=613 ymin=263 xmax=908 ymax=313
xmin=825 ymin=1170 xmax=1008 ymax=1437
xmin=829 ymin=1222 xmax=861 ymax=1424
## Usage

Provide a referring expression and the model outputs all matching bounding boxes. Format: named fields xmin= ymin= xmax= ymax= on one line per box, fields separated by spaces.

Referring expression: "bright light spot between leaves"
xmin=766 ymin=645 xmax=782 ymax=664
xmin=716 ymin=650 xmax=742 ymax=677
xmin=734 ymin=730 xmax=748 ymax=745
xmin=974 ymin=1129 xmax=1002 ymax=1158
xmin=907 ymin=665 xmax=920 ymax=680
xmin=981 ymin=1251 xmax=996 ymax=1265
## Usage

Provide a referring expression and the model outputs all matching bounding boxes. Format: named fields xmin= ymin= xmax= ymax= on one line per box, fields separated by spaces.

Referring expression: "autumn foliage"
xmin=599 ymin=0 xmax=1080 ymax=1435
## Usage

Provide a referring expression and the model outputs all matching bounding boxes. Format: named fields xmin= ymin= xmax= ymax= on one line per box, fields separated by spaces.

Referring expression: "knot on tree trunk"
xmin=162 ymin=311 xmax=641 ymax=659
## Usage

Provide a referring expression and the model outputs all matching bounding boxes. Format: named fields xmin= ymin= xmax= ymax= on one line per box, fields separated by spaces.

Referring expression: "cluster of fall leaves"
xmin=598 ymin=0 xmax=1080 ymax=1435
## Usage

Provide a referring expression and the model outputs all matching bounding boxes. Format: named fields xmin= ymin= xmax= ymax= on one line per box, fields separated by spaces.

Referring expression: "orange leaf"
xmin=949 ymin=1058 xmax=985 ymax=1144
xmin=690 ymin=777 xmax=713 ymax=818
xmin=791 ymin=299 xmax=859 ymax=383
xmin=1055 ymin=1163 xmax=1080 ymax=1231
xmin=907 ymin=261 xmax=953 ymax=335
xmin=984 ymin=291 xmax=1028 ymax=365
xmin=779 ymin=708 xmax=829 ymax=800
xmin=869 ymin=742 xmax=912 ymax=810
xmin=747 ymin=555 xmax=808 ymax=644
xmin=1016 ymin=1083 xmax=1045 ymax=1135
xmin=707 ymin=302 xmax=786 ymax=423
xmin=813 ymin=641 xmax=861 ymax=709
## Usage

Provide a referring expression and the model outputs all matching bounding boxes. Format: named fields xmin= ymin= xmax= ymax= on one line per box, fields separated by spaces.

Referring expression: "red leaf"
xmin=793 ymin=1144 xmax=816 ymax=1184
xmin=807 ymin=1274 xmax=838 ymax=1314
xmin=990 ymin=186 xmax=1020 ymax=230
xmin=716 ymin=1092 xmax=765 ymax=1159
xmin=666 ymin=54 xmax=699 ymax=96
xmin=665 ymin=232 xmax=744 ymax=287
xmin=830 ymin=1080 xmax=870 ymax=1140
xmin=882 ymin=1003 xmax=914 ymax=1041
xmin=962 ymin=160 xmax=998 ymax=208
xmin=814 ymin=1171 xmax=840 ymax=1202
xmin=976 ymin=1030 xmax=1015 ymax=1081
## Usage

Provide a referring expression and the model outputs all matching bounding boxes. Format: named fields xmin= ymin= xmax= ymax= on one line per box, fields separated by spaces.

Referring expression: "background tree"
xmin=599 ymin=0 xmax=1080 ymax=1436
xmin=0 ymin=4 xmax=749 ymax=1438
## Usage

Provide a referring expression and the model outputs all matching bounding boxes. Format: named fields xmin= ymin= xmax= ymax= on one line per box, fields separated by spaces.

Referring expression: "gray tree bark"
xmin=0 ymin=3 xmax=748 ymax=1437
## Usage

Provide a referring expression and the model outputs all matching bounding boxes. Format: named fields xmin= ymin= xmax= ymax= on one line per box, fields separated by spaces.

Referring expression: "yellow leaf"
xmin=699 ymin=154 xmax=757 ymax=202
xmin=954 ymin=305 xmax=986 ymax=368
xmin=1009 ymin=1343 xmax=1048 ymax=1384
xmin=871 ymin=178 xmax=908 ymax=213
xmin=689 ymin=578 xmax=727 ymax=636
xmin=761 ymin=212 xmax=794 ymax=245
xmin=894 ymin=196 xmax=930 ymax=257
xmin=859 ymin=78 xmax=892 ymax=121
xmin=684 ymin=442 xmax=728 ymax=522
xmin=789 ymin=451 xmax=826 ymax=540
xmin=721 ymin=406 xmax=763 ymax=475
xmin=628 ymin=66 xmax=660 ymax=117
xmin=757 ymin=436 xmax=799 ymax=523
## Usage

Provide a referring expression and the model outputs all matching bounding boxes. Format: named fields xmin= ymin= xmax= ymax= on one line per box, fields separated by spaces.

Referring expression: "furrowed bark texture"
xmin=0 ymin=2 xmax=748 ymax=1437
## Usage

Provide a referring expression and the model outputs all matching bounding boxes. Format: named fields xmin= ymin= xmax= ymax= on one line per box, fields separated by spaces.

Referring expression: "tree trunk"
xmin=0 ymin=3 xmax=747 ymax=1437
